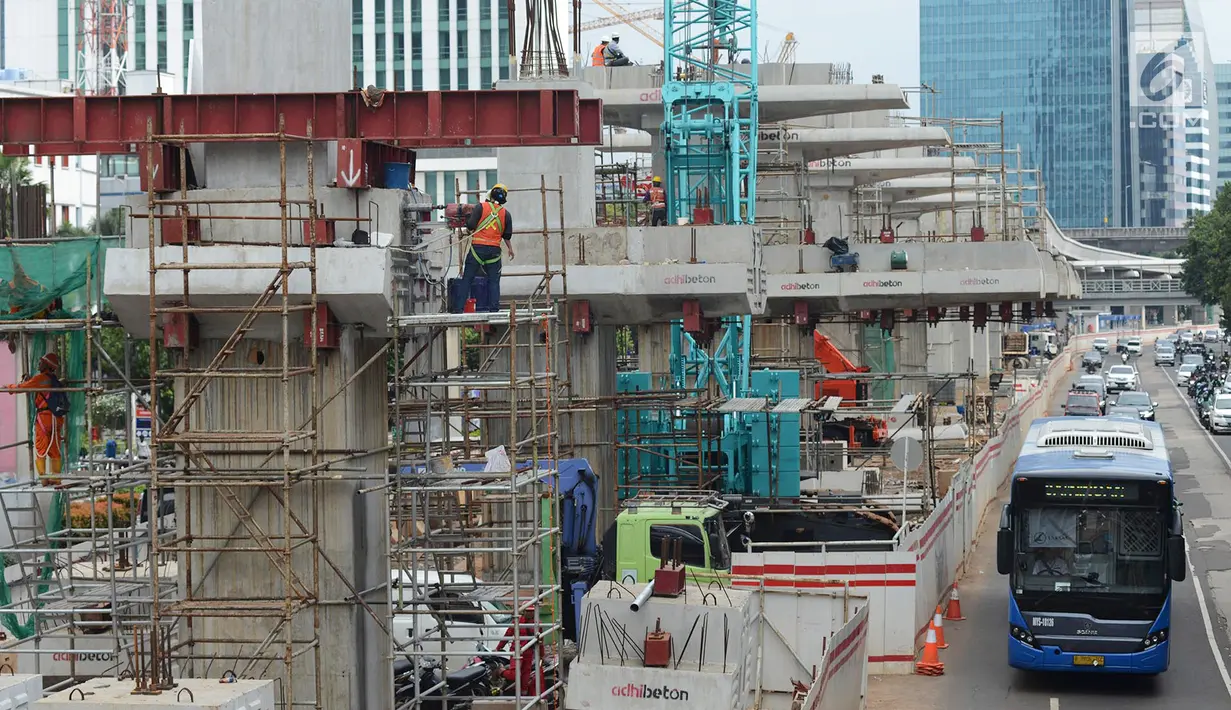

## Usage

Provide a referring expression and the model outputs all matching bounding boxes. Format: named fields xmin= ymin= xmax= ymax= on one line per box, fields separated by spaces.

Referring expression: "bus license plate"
xmin=1073 ymin=655 xmax=1104 ymax=667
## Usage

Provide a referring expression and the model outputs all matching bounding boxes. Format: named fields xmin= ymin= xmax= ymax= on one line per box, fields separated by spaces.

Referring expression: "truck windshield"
xmin=1010 ymin=478 xmax=1169 ymax=619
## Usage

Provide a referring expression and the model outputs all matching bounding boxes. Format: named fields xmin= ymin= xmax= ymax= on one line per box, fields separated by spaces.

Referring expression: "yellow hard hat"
xmin=652 ymin=176 xmax=662 ymax=183
xmin=491 ymin=183 xmax=508 ymax=192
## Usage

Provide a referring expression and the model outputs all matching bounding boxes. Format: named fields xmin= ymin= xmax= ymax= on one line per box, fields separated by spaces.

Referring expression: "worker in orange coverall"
xmin=5 ymin=352 xmax=67 ymax=486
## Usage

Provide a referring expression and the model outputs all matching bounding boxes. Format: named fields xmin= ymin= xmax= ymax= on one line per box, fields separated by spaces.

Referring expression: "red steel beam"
xmin=0 ymin=90 xmax=604 ymax=155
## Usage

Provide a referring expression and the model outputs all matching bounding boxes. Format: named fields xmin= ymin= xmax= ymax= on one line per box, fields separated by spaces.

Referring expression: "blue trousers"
xmin=455 ymin=245 xmax=503 ymax=313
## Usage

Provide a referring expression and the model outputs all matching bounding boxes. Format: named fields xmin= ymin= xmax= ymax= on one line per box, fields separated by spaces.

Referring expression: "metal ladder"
xmin=0 ymin=487 xmax=73 ymax=637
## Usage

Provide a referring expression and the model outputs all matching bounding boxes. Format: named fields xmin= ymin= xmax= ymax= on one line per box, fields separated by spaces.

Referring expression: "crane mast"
xmin=661 ymin=0 xmax=759 ymax=226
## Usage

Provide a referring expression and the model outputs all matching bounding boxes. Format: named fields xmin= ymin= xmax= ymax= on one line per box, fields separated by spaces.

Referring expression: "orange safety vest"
xmin=472 ymin=202 xmax=507 ymax=248
xmin=591 ymin=44 xmax=607 ymax=66
xmin=649 ymin=186 xmax=666 ymax=209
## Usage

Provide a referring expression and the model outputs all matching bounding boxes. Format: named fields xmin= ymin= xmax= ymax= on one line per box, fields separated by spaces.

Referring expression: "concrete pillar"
xmin=569 ymin=326 xmax=618 ymax=532
xmin=636 ymin=323 xmax=673 ymax=380
xmin=496 ymin=80 xmax=598 ymax=231
xmin=972 ymin=324 xmax=991 ymax=377
xmin=1163 ymin=304 xmax=1178 ymax=326
xmin=178 ymin=332 xmax=389 ymax=708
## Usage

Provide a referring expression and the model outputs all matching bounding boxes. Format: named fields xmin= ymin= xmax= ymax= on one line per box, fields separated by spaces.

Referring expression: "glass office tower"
xmin=1212 ymin=63 xmax=1231 ymax=198
xmin=920 ymin=0 xmax=1216 ymax=228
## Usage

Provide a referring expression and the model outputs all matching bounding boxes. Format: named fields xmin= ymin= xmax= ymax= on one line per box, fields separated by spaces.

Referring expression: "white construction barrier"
xmin=796 ymin=604 xmax=870 ymax=710
xmin=732 ymin=325 xmax=1182 ymax=674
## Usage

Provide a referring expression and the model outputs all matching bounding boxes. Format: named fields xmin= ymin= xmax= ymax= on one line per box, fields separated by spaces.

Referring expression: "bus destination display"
xmin=1042 ymin=481 xmax=1139 ymax=502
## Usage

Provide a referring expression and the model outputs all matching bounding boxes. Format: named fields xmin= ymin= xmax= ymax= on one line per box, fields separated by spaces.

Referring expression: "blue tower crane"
xmin=661 ymin=0 xmax=759 ymax=225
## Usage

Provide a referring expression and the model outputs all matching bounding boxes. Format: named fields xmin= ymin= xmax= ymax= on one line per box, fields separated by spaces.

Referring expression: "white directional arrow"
xmin=339 ymin=145 xmax=361 ymax=187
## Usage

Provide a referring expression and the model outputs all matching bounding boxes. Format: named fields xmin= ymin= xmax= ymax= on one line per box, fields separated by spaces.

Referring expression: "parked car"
xmin=1064 ymin=390 xmax=1102 ymax=417
xmin=1104 ymin=364 xmax=1139 ymax=392
xmin=1205 ymin=330 xmax=1220 ymax=343
xmin=1113 ymin=390 xmax=1156 ymax=421
xmin=391 ymin=570 xmax=513 ymax=670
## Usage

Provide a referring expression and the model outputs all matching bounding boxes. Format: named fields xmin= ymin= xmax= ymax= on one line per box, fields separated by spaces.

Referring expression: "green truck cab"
xmin=608 ymin=496 xmax=732 ymax=584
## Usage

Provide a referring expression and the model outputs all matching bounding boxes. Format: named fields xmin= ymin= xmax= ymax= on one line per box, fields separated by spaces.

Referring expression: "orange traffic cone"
xmin=933 ymin=605 xmax=949 ymax=649
xmin=915 ymin=622 xmax=944 ymax=676
xmin=944 ymin=584 xmax=966 ymax=621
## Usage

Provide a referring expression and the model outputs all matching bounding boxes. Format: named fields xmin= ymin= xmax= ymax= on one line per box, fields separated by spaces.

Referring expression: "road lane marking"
xmin=1160 ymin=368 xmax=1231 ymax=699
xmin=1049 ymin=698 xmax=1059 ymax=710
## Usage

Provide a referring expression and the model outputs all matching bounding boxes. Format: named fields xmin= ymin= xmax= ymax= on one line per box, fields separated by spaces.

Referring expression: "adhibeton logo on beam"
xmin=862 ymin=279 xmax=904 ymax=288
xmin=780 ymin=282 xmax=822 ymax=291
xmin=960 ymin=277 xmax=1000 ymax=286
xmin=664 ymin=275 xmax=717 ymax=285
xmin=611 ymin=683 xmax=691 ymax=701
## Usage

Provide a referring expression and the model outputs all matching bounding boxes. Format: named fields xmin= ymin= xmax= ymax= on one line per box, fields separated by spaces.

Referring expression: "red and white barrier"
xmin=732 ymin=325 xmax=1184 ymax=674
xmin=797 ymin=604 xmax=871 ymax=710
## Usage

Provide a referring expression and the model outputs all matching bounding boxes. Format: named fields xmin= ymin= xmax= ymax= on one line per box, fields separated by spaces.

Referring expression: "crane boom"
xmin=574 ymin=8 xmax=664 ymax=33
xmin=591 ymin=0 xmax=664 ymax=47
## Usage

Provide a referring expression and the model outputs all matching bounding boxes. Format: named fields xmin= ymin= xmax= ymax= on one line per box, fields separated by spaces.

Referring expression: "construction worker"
xmin=645 ymin=176 xmax=667 ymax=226
xmin=455 ymin=184 xmax=515 ymax=313
xmin=605 ymin=33 xmax=632 ymax=67
xmin=591 ymin=37 xmax=610 ymax=67
xmin=5 ymin=352 xmax=68 ymax=486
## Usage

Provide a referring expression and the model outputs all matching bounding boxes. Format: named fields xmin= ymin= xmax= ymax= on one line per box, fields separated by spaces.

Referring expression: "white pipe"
xmin=630 ymin=580 xmax=656 ymax=612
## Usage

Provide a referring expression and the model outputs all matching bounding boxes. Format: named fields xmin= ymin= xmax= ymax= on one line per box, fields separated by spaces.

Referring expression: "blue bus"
xmin=995 ymin=417 xmax=1186 ymax=674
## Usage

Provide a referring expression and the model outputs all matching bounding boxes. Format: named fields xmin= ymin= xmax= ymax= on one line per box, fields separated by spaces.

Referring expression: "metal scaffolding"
xmin=0 ymin=236 xmax=173 ymax=691
xmin=139 ymin=124 xmax=335 ymax=707
xmin=388 ymin=179 xmax=568 ymax=710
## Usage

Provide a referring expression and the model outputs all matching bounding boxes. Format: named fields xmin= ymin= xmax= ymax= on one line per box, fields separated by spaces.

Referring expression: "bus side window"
xmin=649 ymin=524 xmax=708 ymax=567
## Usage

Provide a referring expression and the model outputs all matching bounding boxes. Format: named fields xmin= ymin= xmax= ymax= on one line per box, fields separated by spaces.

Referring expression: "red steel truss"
xmin=0 ymin=89 xmax=603 ymax=155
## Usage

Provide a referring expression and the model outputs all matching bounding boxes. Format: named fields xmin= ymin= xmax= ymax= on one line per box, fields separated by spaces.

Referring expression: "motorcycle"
xmin=1120 ymin=352 xmax=1130 ymax=364
xmin=393 ymin=657 xmax=494 ymax=710
xmin=1086 ymin=364 xmax=1097 ymax=374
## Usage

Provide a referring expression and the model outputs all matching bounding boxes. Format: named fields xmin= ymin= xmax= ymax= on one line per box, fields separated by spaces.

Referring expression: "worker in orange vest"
xmin=4 ymin=352 xmax=68 ymax=486
xmin=591 ymin=37 xmax=610 ymax=67
xmin=645 ymin=176 xmax=667 ymax=226
xmin=455 ymin=184 xmax=515 ymax=313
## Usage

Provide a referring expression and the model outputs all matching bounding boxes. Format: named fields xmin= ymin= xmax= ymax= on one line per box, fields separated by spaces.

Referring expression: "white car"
xmin=1206 ymin=330 xmax=1220 ymax=343
xmin=1105 ymin=364 xmax=1138 ymax=392
xmin=1092 ymin=337 xmax=1109 ymax=353
xmin=1177 ymin=363 xmax=1198 ymax=385
xmin=1210 ymin=395 xmax=1231 ymax=433
xmin=1126 ymin=338 xmax=1143 ymax=354
xmin=391 ymin=570 xmax=513 ymax=670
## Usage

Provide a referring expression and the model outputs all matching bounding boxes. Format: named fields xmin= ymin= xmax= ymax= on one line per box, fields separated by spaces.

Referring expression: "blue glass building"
xmin=1215 ymin=63 xmax=1231 ymax=198
xmin=920 ymin=0 xmax=1216 ymax=228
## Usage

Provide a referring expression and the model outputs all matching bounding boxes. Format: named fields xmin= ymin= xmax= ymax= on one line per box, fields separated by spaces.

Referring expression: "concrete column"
xmin=972 ymin=324 xmax=991 ymax=377
xmin=496 ymin=80 xmax=597 ymax=231
xmin=568 ymin=326 xmax=617 ymax=532
xmin=1163 ymin=304 xmax=1178 ymax=326
xmin=178 ymin=332 xmax=389 ymax=708
xmin=636 ymin=323 xmax=673 ymax=380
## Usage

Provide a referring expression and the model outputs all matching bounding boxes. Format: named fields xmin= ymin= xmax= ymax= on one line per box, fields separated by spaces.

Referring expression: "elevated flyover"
xmin=494 ymin=226 xmax=1082 ymax=324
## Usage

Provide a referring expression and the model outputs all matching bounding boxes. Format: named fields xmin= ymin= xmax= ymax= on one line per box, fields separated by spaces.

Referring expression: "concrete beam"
xmin=808 ymin=157 xmax=980 ymax=186
xmin=103 ymin=246 xmax=396 ymax=339
xmin=601 ymin=127 xmax=950 ymax=160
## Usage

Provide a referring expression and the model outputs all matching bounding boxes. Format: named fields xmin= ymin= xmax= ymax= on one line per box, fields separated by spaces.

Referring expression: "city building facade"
xmin=920 ymin=0 xmax=1217 ymax=229
xmin=1215 ymin=62 xmax=1231 ymax=198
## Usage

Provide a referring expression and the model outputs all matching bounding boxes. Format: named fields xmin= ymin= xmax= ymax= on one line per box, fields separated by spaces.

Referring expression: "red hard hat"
xmin=39 ymin=352 xmax=60 ymax=372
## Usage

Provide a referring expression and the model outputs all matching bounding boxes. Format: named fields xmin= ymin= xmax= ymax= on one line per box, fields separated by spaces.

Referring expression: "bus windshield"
xmin=1010 ymin=477 xmax=1169 ymax=619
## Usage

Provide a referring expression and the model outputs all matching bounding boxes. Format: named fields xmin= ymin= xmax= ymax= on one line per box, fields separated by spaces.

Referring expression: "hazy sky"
xmin=587 ymin=0 xmax=1231 ymax=102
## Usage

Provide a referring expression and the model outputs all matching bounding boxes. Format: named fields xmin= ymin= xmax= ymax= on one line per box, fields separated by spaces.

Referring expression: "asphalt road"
xmin=870 ymin=351 xmax=1231 ymax=710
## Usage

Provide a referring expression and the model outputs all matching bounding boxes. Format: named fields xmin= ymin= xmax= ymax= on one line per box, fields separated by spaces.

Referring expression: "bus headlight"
xmin=1139 ymin=629 xmax=1168 ymax=650
xmin=1011 ymin=625 xmax=1040 ymax=649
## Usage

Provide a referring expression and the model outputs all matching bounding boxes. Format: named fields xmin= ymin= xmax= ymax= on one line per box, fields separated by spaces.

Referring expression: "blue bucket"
xmin=384 ymin=162 xmax=412 ymax=190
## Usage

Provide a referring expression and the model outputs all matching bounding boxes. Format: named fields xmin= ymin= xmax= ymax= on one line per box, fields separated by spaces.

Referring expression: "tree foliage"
xmin=96 ymin=327 xmax=176 ymax=421
xmin=1180 ymin=187 xmax=1231 ymax=308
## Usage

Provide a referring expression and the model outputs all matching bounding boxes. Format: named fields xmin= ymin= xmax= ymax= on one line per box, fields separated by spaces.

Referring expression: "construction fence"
xmin=733 ymin=326 xmax=1177 ymax=674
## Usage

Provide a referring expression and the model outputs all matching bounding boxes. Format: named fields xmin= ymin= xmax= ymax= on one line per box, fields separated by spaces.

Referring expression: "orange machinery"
xmin=812 ymin=332 xmax=888 ymax=448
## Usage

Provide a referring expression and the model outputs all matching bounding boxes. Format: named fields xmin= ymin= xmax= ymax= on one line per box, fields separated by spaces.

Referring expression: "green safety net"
xmin=0 ymin=238 xmax=115 ymax=639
